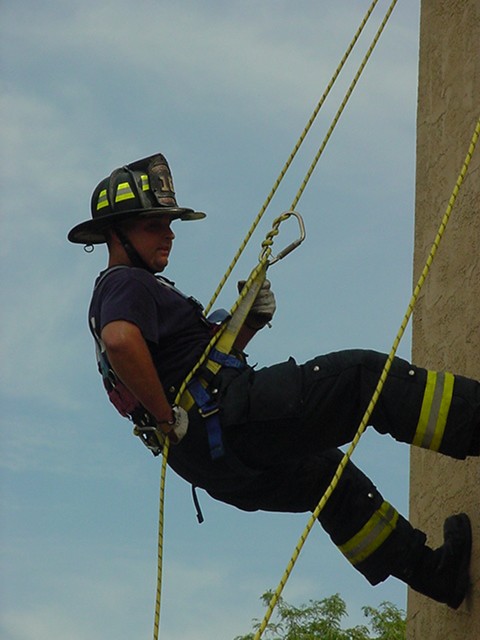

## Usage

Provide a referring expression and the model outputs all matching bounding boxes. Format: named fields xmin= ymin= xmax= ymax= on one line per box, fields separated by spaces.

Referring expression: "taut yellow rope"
xmin=253 ymin=116 xmax=480 ymax=640
xmin=204 ymin=0 xmax=381 ymax=316
xmin=290 ymin=0 xmax=399 ymax=211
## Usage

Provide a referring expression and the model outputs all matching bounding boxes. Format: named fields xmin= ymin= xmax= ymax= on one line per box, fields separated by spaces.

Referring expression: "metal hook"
xmin=267 ymin=211 xmax=306 ymax=266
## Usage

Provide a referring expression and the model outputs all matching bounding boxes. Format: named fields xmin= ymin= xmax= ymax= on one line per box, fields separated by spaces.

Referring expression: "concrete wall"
xmin=408 ymin=0 xmax=480 ymax=638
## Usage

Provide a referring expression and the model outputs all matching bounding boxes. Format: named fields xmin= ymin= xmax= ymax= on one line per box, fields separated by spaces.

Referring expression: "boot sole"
xmin=445 ymin=513 xmax=472 ymax=609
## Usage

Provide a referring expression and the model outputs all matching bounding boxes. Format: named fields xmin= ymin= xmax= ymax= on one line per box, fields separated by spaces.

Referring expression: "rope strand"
xmin=204 ymin=0 xmax=381 ymax=315
xmin=153 ymin=438 xmax=170 ymax=640
xmin=291 ymin=0 xmax=399 ymax=211
xmin=253 ymin=116 xmax=480 ymax=640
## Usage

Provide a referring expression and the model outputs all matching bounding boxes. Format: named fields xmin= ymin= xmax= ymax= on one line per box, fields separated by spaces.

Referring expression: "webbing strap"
xmin=177 ymin=268 xmax=264 ymax=459
xmin=175 ymin=261 xmax=268 ymax=416
xmin=187 ymin=377 xmax=224 ymax=459
xmin=203 ymin=263 xmax=268 ymax=378
xmin=208 ymin=348 xmax=246 ymax=370
xmin=186 ymin=348 xmax=248 ymax=460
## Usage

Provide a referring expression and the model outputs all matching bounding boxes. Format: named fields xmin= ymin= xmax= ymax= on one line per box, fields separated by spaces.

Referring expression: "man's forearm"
xmin=234 ymin=323 xmax=258 ymax=351
xmin=101 ymin=320 xmax=174 ymax=430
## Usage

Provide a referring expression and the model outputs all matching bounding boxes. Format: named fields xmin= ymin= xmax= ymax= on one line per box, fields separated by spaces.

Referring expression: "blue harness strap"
xmin=187 ymin=349 xmax=247 ymax=461
xmin=208 ymin=348 xmax=246 ymax=370
xmin=187 ymin=377 xmax=224 ymax=460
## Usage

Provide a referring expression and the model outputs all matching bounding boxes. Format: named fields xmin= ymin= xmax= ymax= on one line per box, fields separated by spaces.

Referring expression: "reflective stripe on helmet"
xmin=413 ymin=370 xmax=454 ymax=451
xmin=96 ymin=189 xmax=110 ymax=211
xmin=338 ymin=501 xmax=399 ymax=566
xmin=140 ymin=174 xmax=149 ymax=191
xmin=115 ymin=181 xmax=137 ymax=203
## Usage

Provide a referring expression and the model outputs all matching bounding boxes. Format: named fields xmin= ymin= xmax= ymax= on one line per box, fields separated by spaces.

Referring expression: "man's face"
xmin=123 ymin=216 xmax=175 ymax=272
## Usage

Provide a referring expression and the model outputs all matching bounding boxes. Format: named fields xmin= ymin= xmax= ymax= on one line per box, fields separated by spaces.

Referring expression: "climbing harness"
xmin=132 ymin=210 xmax=306 ymax=462
xmin=90 ymin=266 xmax=212 ymax=455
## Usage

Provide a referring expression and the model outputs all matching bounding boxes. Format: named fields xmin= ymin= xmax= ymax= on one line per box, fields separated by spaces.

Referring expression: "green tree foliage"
xmin=234 ymin=592 xmax=406 ymax=640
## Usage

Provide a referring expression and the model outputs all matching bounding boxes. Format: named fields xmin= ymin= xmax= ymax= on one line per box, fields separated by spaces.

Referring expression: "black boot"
xmin=393 ymin=513 xmax=472 ymax=609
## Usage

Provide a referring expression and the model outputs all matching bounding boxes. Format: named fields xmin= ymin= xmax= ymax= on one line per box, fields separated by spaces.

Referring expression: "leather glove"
xmin=163 ymin=405 xmax=189 ymax=444
xmin=238 ymin=278 xmax=276 ymax=330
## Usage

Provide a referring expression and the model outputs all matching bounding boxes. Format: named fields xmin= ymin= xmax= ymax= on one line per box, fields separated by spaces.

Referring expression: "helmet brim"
xmin=67 ymin=207 xmax=206 ymax=244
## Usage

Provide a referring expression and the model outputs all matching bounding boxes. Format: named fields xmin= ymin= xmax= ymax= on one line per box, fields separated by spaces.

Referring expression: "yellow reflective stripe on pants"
xmin=338 ymin=501 xmax=399 ymax=566
xmin=413 ymin=371 xmax=455 ymax=451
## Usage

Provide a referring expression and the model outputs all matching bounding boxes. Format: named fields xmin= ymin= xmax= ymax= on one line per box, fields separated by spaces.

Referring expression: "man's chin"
xmin=154 ymin=260 xmax=168 ymax=273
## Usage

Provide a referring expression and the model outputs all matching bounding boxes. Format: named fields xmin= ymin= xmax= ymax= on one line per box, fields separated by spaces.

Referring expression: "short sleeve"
xmin=97 ymin=270 xmax=161 ymax=343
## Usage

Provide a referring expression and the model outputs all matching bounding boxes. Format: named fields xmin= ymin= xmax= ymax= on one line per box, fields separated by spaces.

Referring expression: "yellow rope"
xmin=153 ymin=438 xmax=170 ymax=640
xmin=290 ymin=0 xmax=399 ymax=211
xmin=204 ymin=0 xmax=381 ymax=316
xmin=151 ymin=238 xmax=275 ymax=640
xmin=253 ymin=116 xmax=480 ymax=640
xmin=151 ymin=1 xmax=414 ymax=636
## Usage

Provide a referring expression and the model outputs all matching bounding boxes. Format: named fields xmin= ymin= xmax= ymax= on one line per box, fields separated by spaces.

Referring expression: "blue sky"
xmin=1 ymin=1 xmax=421 ymax=638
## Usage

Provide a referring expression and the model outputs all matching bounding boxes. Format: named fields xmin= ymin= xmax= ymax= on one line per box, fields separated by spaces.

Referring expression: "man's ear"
xmin=105 ymin=231 xmax=122 ymax=258
xmin=105 ymin=227 xmax=120 ymax=248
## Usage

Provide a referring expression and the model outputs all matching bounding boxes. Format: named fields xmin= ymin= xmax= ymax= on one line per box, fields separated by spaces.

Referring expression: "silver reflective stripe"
xmin=413 ymin=371 xmax=455 ymax=451
xmin=140 ymin=174 xmax=149 ymax=191
xmin=96 ymin=188 xmax=109 ymax=210
xmin=339 ymin=501 xmax=399 ymax=566
xmin=115 ymin=181 xmax=136 ymax=203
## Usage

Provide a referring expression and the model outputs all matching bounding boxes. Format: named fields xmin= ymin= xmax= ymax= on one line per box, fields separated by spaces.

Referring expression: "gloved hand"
xmin=165 ymin=405 xmax=189 ymax=444
xmin=238 ymin=278 xmax=276 ymax=330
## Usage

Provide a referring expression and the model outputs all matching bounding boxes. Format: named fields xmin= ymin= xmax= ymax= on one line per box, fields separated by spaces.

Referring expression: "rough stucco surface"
xmin=408 ymin=1 xmax=480 ymax=638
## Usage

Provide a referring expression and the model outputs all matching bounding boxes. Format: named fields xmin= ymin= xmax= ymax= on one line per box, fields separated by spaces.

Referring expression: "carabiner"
xmin=262 ymin=211 xmax=306 ymax=266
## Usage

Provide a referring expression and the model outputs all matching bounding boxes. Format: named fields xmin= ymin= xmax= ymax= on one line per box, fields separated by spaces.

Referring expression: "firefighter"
xmin=68 ymin=153 xmax=479 ymax=609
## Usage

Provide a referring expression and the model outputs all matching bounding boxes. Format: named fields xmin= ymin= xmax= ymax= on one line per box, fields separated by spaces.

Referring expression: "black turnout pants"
xmin=169 ymin=349 xmax=480 ymax=584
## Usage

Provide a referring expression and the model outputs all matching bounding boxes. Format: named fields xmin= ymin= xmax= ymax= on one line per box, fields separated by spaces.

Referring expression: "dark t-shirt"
xmin=88 ymin=266 xmax=212 ymax=398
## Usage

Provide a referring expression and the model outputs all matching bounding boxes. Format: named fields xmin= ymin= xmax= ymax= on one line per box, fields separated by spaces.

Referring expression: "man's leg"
xmin=315 ymin=450 xmax=472 ymax=609
xmin=211 ymin=447 xmax=472 ymax=609
xmin=295 ymin=350 xmax=480 ymax=459
xmin=222 ymin=351 xmax=480 ymax=463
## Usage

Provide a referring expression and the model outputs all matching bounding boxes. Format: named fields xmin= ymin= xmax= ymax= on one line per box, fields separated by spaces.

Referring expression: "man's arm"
xmin=234 ymin=324 xmax=258 ymax=351
xmin=101 ymin=320 xmax=175 ymax=434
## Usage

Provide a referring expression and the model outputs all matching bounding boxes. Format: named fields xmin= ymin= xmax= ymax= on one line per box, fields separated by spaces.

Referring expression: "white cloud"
xmin=1 ymin=0 xmax=419 ymax=130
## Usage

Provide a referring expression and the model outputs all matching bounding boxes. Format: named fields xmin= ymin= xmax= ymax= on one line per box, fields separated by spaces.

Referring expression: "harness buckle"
xmin=197 ymin=403 xmax=219 ymax=419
